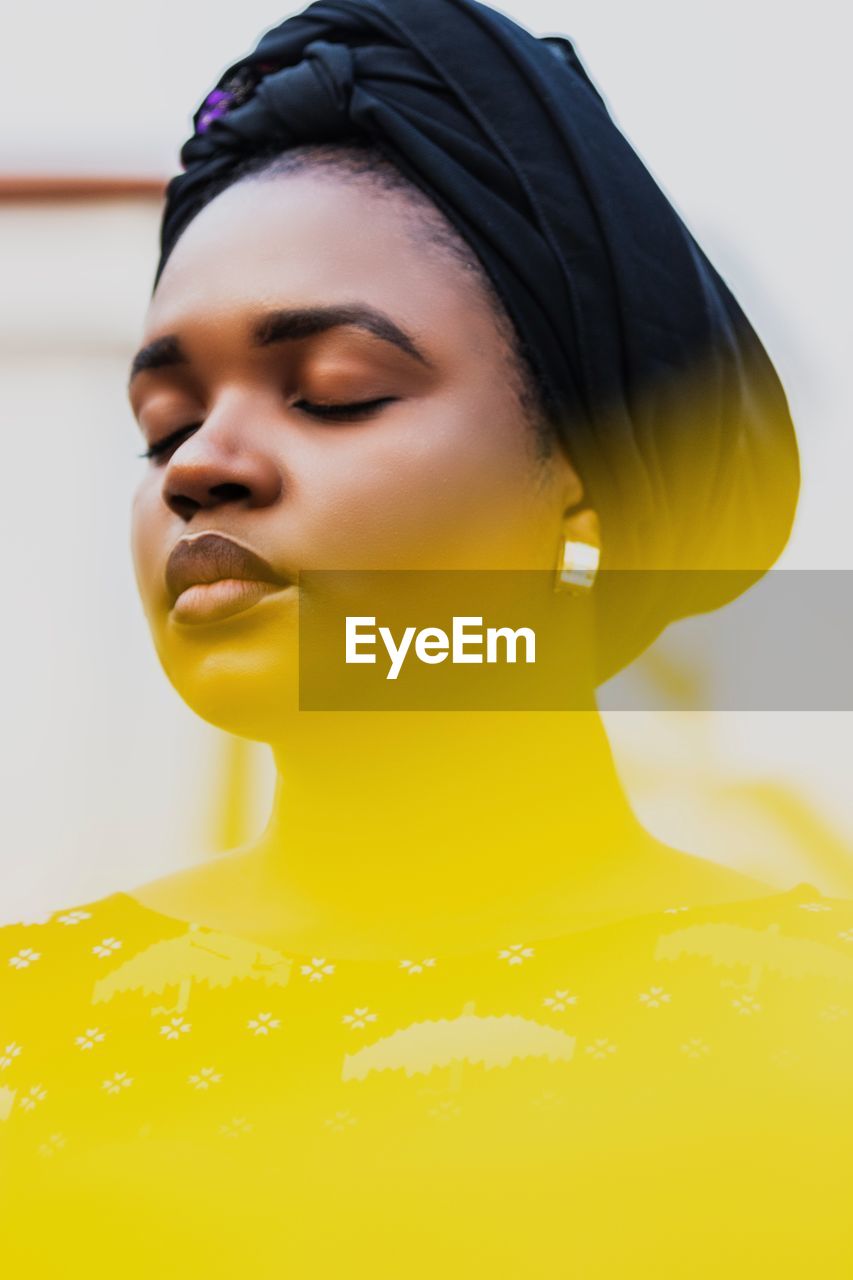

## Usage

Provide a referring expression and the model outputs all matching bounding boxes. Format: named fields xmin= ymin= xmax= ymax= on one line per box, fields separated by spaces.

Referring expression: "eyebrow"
xmin=129 ymin=304 xmax=430 ymax=385
xmin=254 ymin=305 xmax=430 ymax=364
xmin=129 ymin=334 xmax=188 ymax=383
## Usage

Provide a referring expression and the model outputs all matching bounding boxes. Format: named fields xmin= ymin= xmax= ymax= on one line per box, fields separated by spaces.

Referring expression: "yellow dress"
xmin=2 ymin=880 xmax=852 ymax=1277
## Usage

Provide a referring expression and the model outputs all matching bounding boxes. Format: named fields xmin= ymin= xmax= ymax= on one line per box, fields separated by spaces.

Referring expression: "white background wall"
xmin=1 ymin=1 xmax=851 ymax=921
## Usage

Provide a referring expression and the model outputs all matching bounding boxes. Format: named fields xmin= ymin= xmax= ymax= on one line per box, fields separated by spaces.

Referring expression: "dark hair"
xmin=162 ymin=136 xmax=555 ymax=454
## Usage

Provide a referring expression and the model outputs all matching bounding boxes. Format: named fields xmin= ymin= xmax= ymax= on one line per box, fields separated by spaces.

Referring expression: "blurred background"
xmin=2 ymin=0 xmax=851 ymax=922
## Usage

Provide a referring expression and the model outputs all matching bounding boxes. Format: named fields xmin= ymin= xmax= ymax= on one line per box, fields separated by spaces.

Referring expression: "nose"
xmin=161 ymin=408 xmax=283 ymax=521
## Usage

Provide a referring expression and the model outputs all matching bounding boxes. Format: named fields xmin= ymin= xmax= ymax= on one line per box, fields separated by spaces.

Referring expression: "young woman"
xmin=3 ymin=2 xmax=849 ymax=1275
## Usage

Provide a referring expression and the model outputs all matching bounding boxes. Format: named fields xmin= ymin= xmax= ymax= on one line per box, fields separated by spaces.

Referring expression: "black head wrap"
xmin=159 ymin=0 xmax=799 ymax=677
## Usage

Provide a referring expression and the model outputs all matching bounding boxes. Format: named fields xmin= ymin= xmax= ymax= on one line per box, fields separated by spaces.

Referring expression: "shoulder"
xmin=0 ymin=890 xmax=190 ymax=1054
xmin=123 ymin=847 xmax=259 ymax=910
xmin=1 ymin=894 xmax=108 ymax=981
xmin=1 ymin=889 xmax=162 ymax=954
xmin=643 ymin=839 xmax=774 ymax=906
xmin=646 ymin=879 xmax=853 ymax=1017
xmin=634 ymin=834 xmax=853 ymax=934
xmin=0 ymin=889 xmax=186 ymax=1012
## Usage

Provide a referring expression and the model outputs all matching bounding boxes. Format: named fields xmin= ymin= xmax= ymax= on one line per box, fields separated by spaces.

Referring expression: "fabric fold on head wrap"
xmin=159 ymin=0 xmax=799 ymax=677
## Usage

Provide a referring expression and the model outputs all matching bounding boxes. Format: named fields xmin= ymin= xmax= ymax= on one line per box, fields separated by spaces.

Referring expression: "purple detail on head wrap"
xmin=197 ymin=90 xmax=233 ymax=135
xmin=194 ymin=63 xmax=280 ymax=135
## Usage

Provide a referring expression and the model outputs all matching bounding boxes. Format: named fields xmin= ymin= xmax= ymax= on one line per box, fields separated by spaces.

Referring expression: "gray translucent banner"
xmin=296 ymin=570 xmax=853 ymax=711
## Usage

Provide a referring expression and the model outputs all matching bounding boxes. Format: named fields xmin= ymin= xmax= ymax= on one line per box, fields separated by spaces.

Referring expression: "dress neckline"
xmin=91 ymin=880 xmax=834 ymax=966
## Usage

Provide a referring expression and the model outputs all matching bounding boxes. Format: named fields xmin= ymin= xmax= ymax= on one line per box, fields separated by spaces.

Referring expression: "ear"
xmin=546 ymin=441 xmax=601 ymax=552
xmin=561 ymin=504 xmax=601 ymax=551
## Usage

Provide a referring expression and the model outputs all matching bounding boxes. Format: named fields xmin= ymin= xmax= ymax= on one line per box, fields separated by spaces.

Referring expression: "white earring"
xmin=556 ymin=539 xmax=600 ymax=594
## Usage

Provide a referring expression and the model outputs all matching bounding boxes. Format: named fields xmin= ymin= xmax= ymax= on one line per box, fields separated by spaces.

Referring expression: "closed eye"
xmin=138 ymin=397 xmax=397 ymax=460
xmin=139 ymin=423 xmax=202 ymax=461
xmin=293 ymin=397 xmax=398 ymax=421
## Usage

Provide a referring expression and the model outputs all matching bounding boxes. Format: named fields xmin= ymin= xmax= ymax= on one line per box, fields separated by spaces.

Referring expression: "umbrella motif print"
xmin=0 ymin=1085 xmax=16 ymax=1122
xmin=342 ymin=999 xmax=575 ymax=1083
xmin=90 ymin=923 xmax=292 ymax=1015
xmin=656 ymin=922 xmax=853 ymax=994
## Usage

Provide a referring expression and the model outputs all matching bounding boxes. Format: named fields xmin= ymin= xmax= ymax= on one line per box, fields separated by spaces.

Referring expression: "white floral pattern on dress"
xmin=639 ymin=987 xmax=672 ymax=1008
xmin=0 ymin=1041 xmax=22 ymax=1069
xmin=55 ymin=909 xmax=91 ymax=925
xmin=19 ymin=1084 xmax=47 ymax=1111
xmin=531 ymin=1089 xmax=565 ymax=1110
xmin=324 ymin=1109 xmax=357 ymax=1132
xmin=428 ymin=1098 xmax=462 ymax=1120
xmin=160 ymin=1016 xmax=192 ymax=1040
xmin=681 ymin=1037 xmax=711 ymax=1059
xmin=498 ymin=944 xmax=534 ymax=965
xmin=37 ymin=1132 xmax=67 ymax=1157
xmin=189 ymin=1067 xmax=222 ymax=1090
xmin=102 ymin=1072 xmax=133 ymax=1094
xmin=220 ymin=1116 xmax=253 ymax=1138
xmin=3 ymin=884 xmax=850 ymax=1179
xmin=399 ymin=958 xmax=437 ymax=975
xmin=543 ymin=989 xmax=577 ymax=1012
xmin=342 ymin=1007 xmax=377 ymax=1030
xmin=92 ymin=937 xmax=122 ymax=958
xmin=247 ymin=1012 xmax=281 ymax=1035
xmin=732 ymin=993 xmax=762 ymax=1015
xmin=75 ymin=1027 xmax=105 ymax=1050
xmin=585 ymin=1038 xmax=617 ymax=1060
xmin=300 ymin=958 xmax=335 ymax=982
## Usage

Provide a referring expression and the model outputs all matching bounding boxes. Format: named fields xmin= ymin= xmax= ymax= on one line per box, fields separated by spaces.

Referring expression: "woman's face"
xmin=130 ymin=170 xmax=582 ymax=736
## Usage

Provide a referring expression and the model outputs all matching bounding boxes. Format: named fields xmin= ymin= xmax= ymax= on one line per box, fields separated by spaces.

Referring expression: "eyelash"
xmin=138 ymin=399 xmax=397 ymax=460
xmin=293 ymin=396 xmax=398 ymax=421
xmin=139 ymin=424 xmax=200 ymax=460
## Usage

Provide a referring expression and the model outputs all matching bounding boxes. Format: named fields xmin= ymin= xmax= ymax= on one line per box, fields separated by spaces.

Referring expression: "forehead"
xmin=146 ymin=171 xmax=491 ymax=341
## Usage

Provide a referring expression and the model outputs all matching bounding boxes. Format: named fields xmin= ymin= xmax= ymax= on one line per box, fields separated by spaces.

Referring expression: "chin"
xmin=154 ymin=616 xmax=300 ymax=741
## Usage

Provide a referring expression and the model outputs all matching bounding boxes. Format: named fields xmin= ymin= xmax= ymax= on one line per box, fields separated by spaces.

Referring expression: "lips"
xmin=165 ymin=532 xmax=292 ymax=624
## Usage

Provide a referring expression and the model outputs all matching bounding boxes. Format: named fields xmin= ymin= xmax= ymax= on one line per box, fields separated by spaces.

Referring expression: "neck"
xmin=241 ymin=708 xmax=646 ymax=951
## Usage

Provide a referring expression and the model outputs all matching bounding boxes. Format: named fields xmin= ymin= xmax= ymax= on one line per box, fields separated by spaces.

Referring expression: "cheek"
xmin=130 ymin=479 xmax=170 ymax=616
xmin=301 ymin=401 xmax=556 ymax=570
